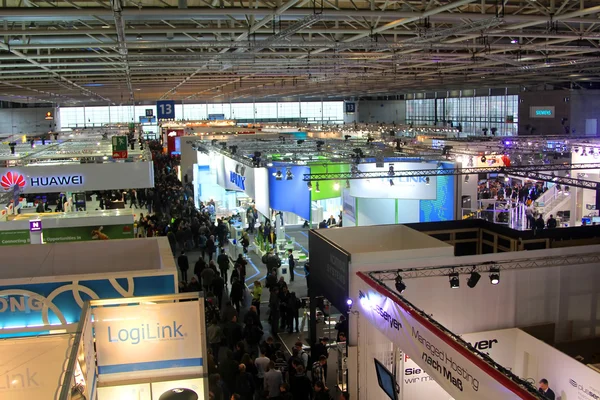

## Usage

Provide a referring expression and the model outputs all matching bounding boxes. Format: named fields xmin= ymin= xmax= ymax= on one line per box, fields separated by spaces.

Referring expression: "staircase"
xmin=535 ymin=186 xmax=572 ymax=221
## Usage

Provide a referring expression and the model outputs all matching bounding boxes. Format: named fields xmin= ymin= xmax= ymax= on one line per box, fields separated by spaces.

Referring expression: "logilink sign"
xmin=107 ymin=321 xmax=186 ymax=345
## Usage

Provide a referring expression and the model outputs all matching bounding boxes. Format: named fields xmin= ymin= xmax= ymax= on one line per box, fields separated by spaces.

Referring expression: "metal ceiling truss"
xmin=368 ymin=251 xmax=600 ymax=282
xmin=4 ymin=0 xmax=600 ymax=103
xmin=303 ymin=162 xmax=600 ymax=188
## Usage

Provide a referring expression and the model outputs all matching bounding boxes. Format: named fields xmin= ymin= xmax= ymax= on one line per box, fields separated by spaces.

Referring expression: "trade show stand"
xmin=0 ymin=209 xmax=136 ymax=245
xmin=0 ymin=237 xmax=178 ymax=336
xmin=403 ymin=218 xmax=600 ymax=255
xmin=57 ymin=293 xmax=208 ymax=400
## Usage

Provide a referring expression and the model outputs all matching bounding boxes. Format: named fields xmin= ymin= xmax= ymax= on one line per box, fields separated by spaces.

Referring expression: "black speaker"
xmin=158 ymin=388 xmax=199 ymax=400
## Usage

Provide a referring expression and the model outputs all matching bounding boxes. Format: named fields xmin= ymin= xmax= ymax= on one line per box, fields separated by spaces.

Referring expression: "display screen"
xmin=374 ymin=358 xmax=398 ymax=400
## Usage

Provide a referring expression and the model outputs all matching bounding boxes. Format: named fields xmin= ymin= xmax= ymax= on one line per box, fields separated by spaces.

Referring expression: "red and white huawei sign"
xmin=0 ymin=171 xmax=26 ymax=191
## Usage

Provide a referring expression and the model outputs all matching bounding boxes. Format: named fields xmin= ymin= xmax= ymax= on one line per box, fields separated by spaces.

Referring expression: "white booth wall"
xmin=571 ymin=149 xmax=600 ymax=223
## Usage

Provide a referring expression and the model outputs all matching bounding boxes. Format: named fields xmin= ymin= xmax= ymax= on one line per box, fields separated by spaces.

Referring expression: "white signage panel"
xmin=216 ymin=154 xmax=257 ymax=200
xmin=0 ymin=334 xmax=73 ymax=400
xmin=348 ymin=162 xmax=437 ymax=200
xmin=0 ymin=162 xmax=154 ymax=194
xmin=93 ymin=302 xmax=203 ymax=378
xmin=356 ymin=273 xmax=536 ymax=400
xmin=401 ymin=329 xmax=520 ymax=400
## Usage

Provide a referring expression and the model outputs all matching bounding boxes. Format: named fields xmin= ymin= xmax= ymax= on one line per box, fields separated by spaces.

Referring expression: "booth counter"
xmin=0 ymin=209 xmax=135 ymax=245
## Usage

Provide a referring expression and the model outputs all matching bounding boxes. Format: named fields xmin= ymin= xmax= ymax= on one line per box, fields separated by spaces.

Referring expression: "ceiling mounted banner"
xmin=348 ymin=162 xmax=437 ymax=200
xmin=216 ymin=154 xmax=257 ymax=200
xmin=356 ymin=272 xmax=541 ymax=400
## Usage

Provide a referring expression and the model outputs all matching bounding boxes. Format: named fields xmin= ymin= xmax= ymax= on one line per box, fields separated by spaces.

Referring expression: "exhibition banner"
xmin=216 ymin=154 xmax=258 ymax=200
xmin=0 ymin=334 xmax=73 ymax=400
xmin=401 ymin=329 xmax=520 ymax=400
xmin=0 ymin=229 xmax=30 ymax=245
xmin=342 ymin=189 xmax=356 ymax=226
xmin=0 ymin=162 xmax=154 ymax=194
xmin=93 ymin=301 xmax=204 ymax=378
xmin=356 ymin=272 xmax=540 ymax=400
xmin=348 ymin=162 xmax=437 ymax=200
xmin=0 ymin=275 xmax=176 ymax=332
xmin=43 ymin=224 xmax=134 ymax=243
xmin=269 ymin=165 xmax=311 ymax=221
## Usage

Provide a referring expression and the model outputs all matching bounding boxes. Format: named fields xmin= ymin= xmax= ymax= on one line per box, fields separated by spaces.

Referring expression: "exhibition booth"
xmin=308 ymin=224 xmax=600 ymax=399
xmin=0 ymin=237 xmax=177 ymax=335
xmin=355 ymin=272 xmax=600 ymax=400
xmin=0 ymin=209 xmax=135 ymax=245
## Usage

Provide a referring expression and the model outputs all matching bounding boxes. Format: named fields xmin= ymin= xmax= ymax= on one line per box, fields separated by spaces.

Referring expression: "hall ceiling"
xmin=1 ymin=0 xmax=600 ymax=105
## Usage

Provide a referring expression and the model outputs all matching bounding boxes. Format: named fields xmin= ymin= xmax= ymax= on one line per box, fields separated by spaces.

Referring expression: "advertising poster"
xmin=93 ymin=302 xmax=204 ymax=380
xmin=43 ymin=224 xmax=134 ymax=243
xmin=356 ymin=272 xmax=538 ymax=400
xmin=0 ymin=229 xmax=30 ymax=245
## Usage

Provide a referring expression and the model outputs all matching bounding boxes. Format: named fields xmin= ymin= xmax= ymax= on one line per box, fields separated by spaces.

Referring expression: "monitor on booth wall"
xmin=374 ymin=358 xmax=398 ymax=400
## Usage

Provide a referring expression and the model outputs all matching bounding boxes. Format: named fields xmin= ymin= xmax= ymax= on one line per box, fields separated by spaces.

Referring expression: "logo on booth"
xmin=107 ymin=321 xmax=186 ymax=345
xmin=0 ymin=296 xmax=44 ymax=313
xmin=230 ymin=164 xmax=246 ymax=190
xmin=1 ymin=171 xmax=26 ymax=191
xmin=0 ymin=367 xmax=39 ymax=391
xmin=569 ymin=379 xmax=600 ymax=399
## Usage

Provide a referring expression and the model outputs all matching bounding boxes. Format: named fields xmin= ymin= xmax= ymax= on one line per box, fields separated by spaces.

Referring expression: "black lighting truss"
xmin=368 ymin=251 xmax=600 ymax=282
xmin=366 ymin=273 xmax=548 ymax=400
xmin=303 ymin=162 xmax=600 ymax=188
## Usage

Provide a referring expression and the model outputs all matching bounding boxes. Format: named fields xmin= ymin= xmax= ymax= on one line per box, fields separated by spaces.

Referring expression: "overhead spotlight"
xmin=366 ymin=135 xmax=374 ymax=145
xmin=563 ymin=186 xmax=570 ymax=195
xmin=582 ymin=148 xmax=588 ymax=156
xmin=489 ymin=268 xmax=500 ymax=285
xmin=395 ymin=139 xmax=402 ymax=151
xmin=211 ymin=139 xmax=218 ymax=145
xmin=285 ymin=168 xmax=293 ymax=180
xmin=481 ymin=155 xmax=487 ymax=163
xmin=345 ymin=179 xmax=351 ymax=189
xmin=344 ymin=135 xmax=351 ymax=141
xmin=274 ymin=170 xmax=283 ymax=180
xmin=389 ymin=179 xmax=395 ymax=186
xmin=504 ymin=175 xmax=509 ymax=182
xmin=346 ymin=298 xmax=353 ymax=309
xmin=491 ymin=127 xmax=497 ymax=136
xmin=333 ymin=182 xmax=340 ymax=191
xmin=468 ymin=156 xmax=474 ymax=167
xmin=297 ymin=139 xmax=305 ymax=145
xmin=395 ymin=275 xmax=406 ymax=294
xmin=556 ymin=184 xmax=562 ymax=193
xmin=464 ymin=175 xmax=470 ymax=183
xmin=449 ymin=272 xmax=460 ymax=289
xmin=510 ymin=39 xmax=518 ymax=44
xmin=467 ymin=270 xmax=481 ymax=288
xmin=219 ymin=141 xmax=227 ymax=149
xmin=425 ymin=177 xmax=430 ymax=185
xmin=229 ymin=145 xmax=238 ymax=155
xmin=351 ymin=164 xmax=360 ymax=176
xmin=573 ymin=146 xmax=580 ymax=154
xmin=315 ymin=182 xmax=320 ymax=193
xmin=388 ymin=164 xmax=395 ymax=176
xmin=136 ymin=33 xmax=143 ymax=40
xmin=307 ymin=182 xmax=313 ymax=191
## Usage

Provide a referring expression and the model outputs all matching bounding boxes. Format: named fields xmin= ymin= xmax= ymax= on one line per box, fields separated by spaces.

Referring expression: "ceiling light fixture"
xmin=449 ymin=272 xmax=460 ymax=289
xmin=395 ymin=274 xmax=406 ymax=294
xmin=346 ymin=179 xmax=351 ymax=189
xmin=333 ymin=182 xmax=340 ymax=191
xmin=425 ymin=177 xmax=430 ymax=185
xmin=285 ymin=168 xmax=293 ymax=180
xmin=315 ymin=182 xmax=320 ymax=193
xmin=307 ymin=182 xmax=312 ymax=191
xmin=467 ymin=269 xmax=481 ymax=288
xmin=489 ymin=268 xmax=500 ymax=285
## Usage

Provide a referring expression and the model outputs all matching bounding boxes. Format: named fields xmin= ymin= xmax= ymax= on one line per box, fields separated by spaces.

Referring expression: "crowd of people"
xmin=141 ymin=140 xmax=349 ymax=400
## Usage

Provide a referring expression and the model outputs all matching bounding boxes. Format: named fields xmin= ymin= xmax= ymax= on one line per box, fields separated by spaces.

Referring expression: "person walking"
xmin=206 ymin=235 xmax=216 ymax=261
xmin=218 ymin=249 xmax=231 ymax=284
xmin=287 ymin=249 xmax=295 ymax=282
xmin=178 ymin=250 xmax=189 ymax=282
xmin=230 ymin=277 xmax=244 ymax=314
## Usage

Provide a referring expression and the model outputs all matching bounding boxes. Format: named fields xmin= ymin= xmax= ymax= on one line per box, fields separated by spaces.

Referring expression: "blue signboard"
xmin=345 ymin=102 xmax=356 ymax=113
xmin=139 ymin=116 xmax=157 ymax=124
xmin=0 ymin=274 xmax=176 ymax=336
xmin=208 ymin=113 xmax=225 ymax=121
xmin=156 ymin=100 xmax=175 ymax=120
xmin=269 ymin=165 xmax=311 ymax=221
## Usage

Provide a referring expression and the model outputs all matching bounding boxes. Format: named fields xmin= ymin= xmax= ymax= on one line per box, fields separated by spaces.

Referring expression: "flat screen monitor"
xmin=582 ymin=217 xmax=592 ymax=225
xmin=593 ymin=216 xmax=600 ymax=223
xmin=374 ymin=358 xmax=398 ymax=400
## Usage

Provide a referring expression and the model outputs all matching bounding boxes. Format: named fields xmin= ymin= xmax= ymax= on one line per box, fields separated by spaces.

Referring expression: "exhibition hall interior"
xmin=2 ymin=0 xmax=600 ymax=399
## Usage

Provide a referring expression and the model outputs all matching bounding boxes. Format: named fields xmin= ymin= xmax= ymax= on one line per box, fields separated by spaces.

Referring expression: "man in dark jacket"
xmin=230 ymin=277 xmax=245 ymax=313
xmin=206 ymin=235 xmax=216 ymax=261
xmin=311 ymin=337 xmax=329 ymax=381
xmin=177 ymin=251 xmax=189 ymax=282
xmin=290 ymin=364 xmax=312 ymax=400
xmin=223 ymin=315 xmax=243 ymax=349
xmin=212 ymin=272 xmax=225 ymax=308
xmin=235 ymin=363 xmax=255 ymax=400
xmin=217 ymin=250 xmax=230 ymax=283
